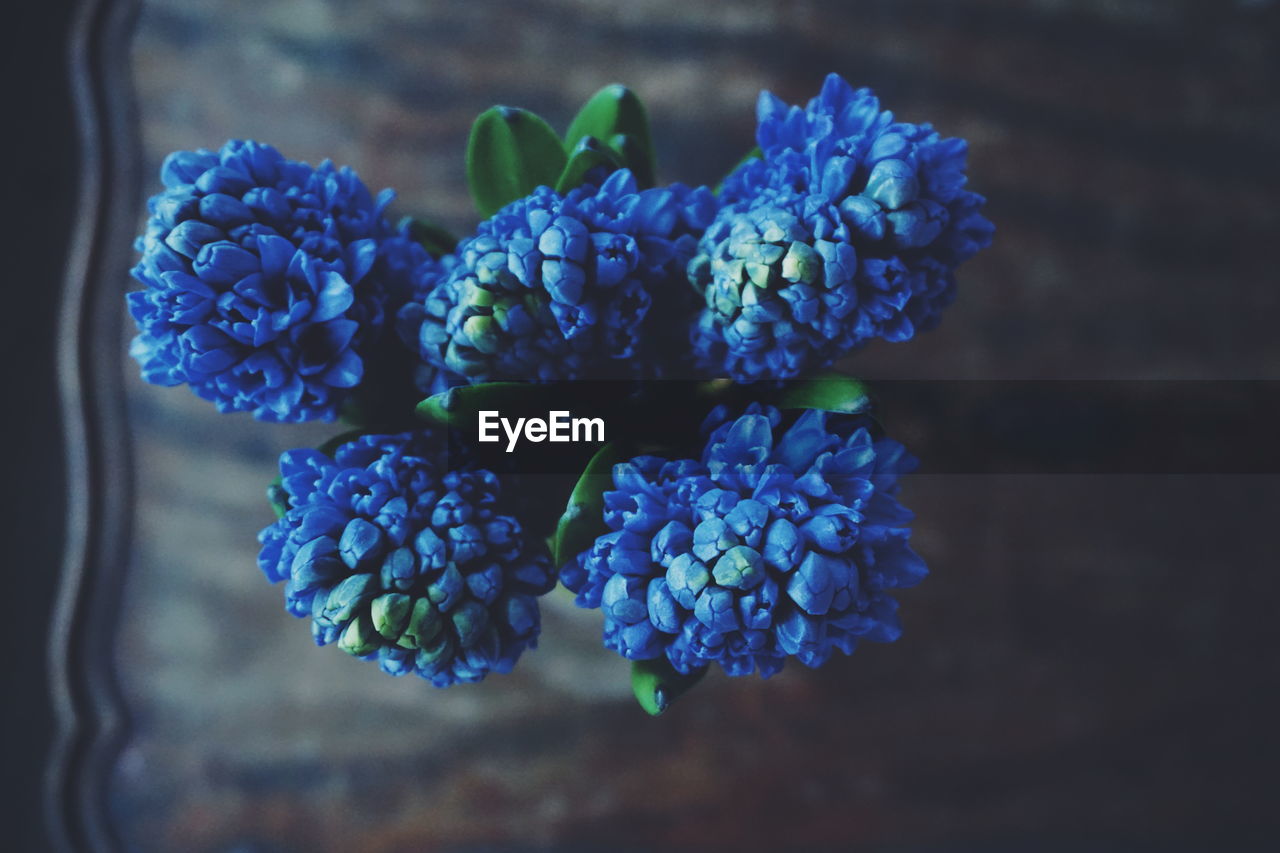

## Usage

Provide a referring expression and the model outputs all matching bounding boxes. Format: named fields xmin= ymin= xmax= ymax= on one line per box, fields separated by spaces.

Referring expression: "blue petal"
xmin=711 ymin=545 xmax=765 ymax=590
xmin=693 ymin=586 xmax=738 ymax=633
xmin=194 ymin=241 xmax=260 ymax=285
xmin=542 ymin=259 xmax=586 ymax=305
xmin=776 ymin=607 xmax=821 ymax=654
xmin=339 ymin=517 xmax=383 ymax=568
xmin=198 ymin=193 xmax=253 ymax=227
xmin=380 ymin=547 xmax=417 ymax=591
xmin=451 ymin=600 xmax=490 ymax=649
xmin=466 ymin=564 xmax=503 ymax=605
xmin=840 ymin=195 xmax=886 ymax=241
xmin=692 ymin=518 xmax=736 ymax=562
xmin=646 ymin=578 xmax=682 ymax=633
xmin=312 ymin=271 xmax=355 ymax=322
xmin=665 ymin=553 xmax=710 ymax=609
xmin=165 ymin=220 xmax=224 ymax=260
xmin=787 ymin=551 xmax=839 ymax=615
xmin=347 ymin=238 xmax=378 ymax=283
xmin=762 ymin=518 xmax=802 ymax=571
xmin=160 ymin=149 xmax=217 ymax=187
xmin=427 ymin=564 xmax=464 ymax=611
xmin=603 ymin=573 xmax=648 ymax=625
xmin=505 ymin=594 xmax=539 ymax=638
xmin=820 ymin=155 xmax=856 ymax=198
xmin=321 ymin=349 xmax=363 ymax=388
xmin=863 ymin=159 xmax=919 ymax=210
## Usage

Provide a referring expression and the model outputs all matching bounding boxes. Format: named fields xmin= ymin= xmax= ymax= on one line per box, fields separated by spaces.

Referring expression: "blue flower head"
xmin=401 ymin=170 xmax=717 ymax=382
xmin=692 ymin=75 xmax=994 ymax=379
xmin=258 ymin=430 xmax=554 ymax=686
xmin=560 ymin=403 xmax=926 ymax=677
xmin=384 ymin=226 xmax=463 ymax=395
xmin=127 ymin=140 xmax=436 ymax=421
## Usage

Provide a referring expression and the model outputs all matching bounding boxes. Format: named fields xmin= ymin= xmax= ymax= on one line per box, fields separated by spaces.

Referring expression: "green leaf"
xmin=564 ymin=85 xmax=656 ymax=186
xmin=401 ymin=216 xmax=458 ymax=258
xmin=414 ymin=381 xmax=538 ymax=427
xmin=778 ymin=373 xmax=871 ymax=415
xmin=715 ymin=145 xmax=762 ymax=194
xmin=550 ymin=441 xmax=622 ymax=568
xmin=607 ymin=133 xmax=656 ymax=189
xmin=467 ymin=106 xmax=568 ymax=218
xmin=555 ymin=135 xmax=622 ymax=194
xmin=631 ymin=657 xmax=708 ymax=716
xmin=267 ymin=478 xmax=289 ymax=519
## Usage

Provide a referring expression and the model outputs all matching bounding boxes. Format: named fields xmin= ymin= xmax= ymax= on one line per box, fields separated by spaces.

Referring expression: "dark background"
xmin=4 ymin=3 xmax=78 ymax=852
xmin=8 ymin=0 xmax=1280 ymax=851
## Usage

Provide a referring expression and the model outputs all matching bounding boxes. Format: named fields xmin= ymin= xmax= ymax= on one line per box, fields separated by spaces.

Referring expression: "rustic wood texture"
xmin=114 ymin=1 xmax=1280 ymax=850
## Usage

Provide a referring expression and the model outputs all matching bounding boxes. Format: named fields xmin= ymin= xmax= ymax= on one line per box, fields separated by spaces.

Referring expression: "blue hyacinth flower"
xmin=127 ymin=140 xmax=445 ymax=421
xmin=400 ymin=170 xmax=717 ymax=382
xmin=259 ymin=430 xmax=554 ymax=686
xmin=691 ymin=74 xmax=995 ymax=380
xmin=560 ymin=403 xmax=927 ymax=677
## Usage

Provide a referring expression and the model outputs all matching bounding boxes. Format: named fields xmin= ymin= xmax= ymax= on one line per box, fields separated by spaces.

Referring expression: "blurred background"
xmin=107 ymin=0 xmax=1280 ymax=850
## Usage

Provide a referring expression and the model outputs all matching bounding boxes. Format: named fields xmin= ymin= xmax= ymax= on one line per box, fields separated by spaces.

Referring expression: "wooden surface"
xmin=111 ymin=1 xmax=1280 ymax=850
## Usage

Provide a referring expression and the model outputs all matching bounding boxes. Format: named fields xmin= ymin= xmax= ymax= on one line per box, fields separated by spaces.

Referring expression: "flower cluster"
xmin=400 ymin=170 xmax=716 ymax=382
xmin=690 ymin=73 xmax=994 ymax=380
xmin=258 ymin=431 xmax=554 ymax=686
xmin=127 ymin=140 xmax=443 ymax=421
xmin=128 ymin=77 xmax=968 ymax=704
xmin=561 ymin=404 xmax=927 ymax=677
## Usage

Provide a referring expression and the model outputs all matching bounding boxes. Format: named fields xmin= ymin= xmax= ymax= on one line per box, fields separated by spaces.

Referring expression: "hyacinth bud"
xmin=258 ymin=430 xmax=554 ymax=686
xmin=863 ymin=159 xmax=919 ymax=211
xmin=562 ymin=404 xmax=927 ymax=678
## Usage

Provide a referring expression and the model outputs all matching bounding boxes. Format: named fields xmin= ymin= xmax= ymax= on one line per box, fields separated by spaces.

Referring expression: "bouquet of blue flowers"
xmin=127 ymin=75 xmax=991 ymax=713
